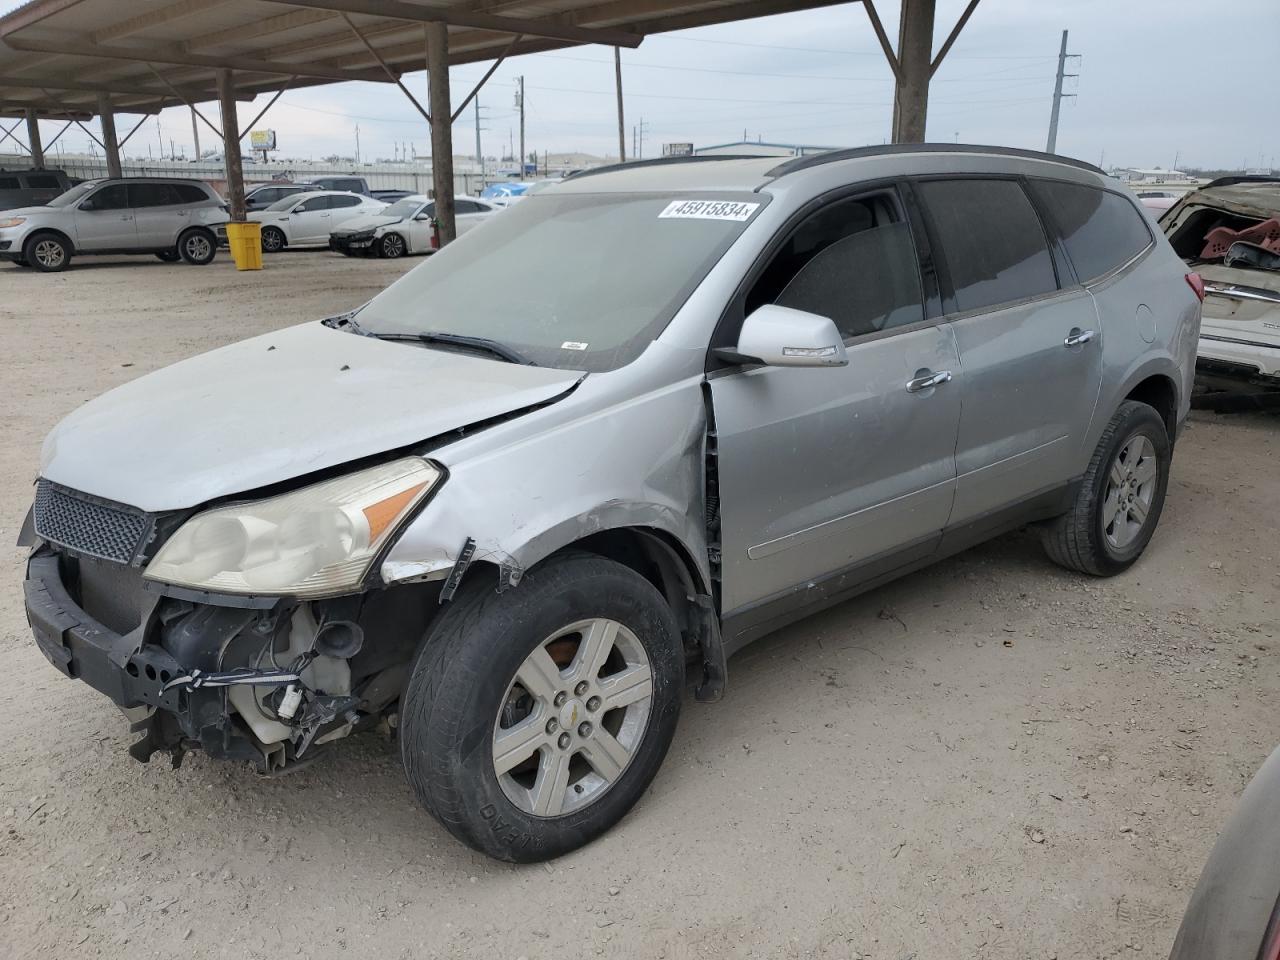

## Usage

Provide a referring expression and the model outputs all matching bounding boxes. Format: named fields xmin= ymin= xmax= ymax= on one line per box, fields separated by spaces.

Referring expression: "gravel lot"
xmin=1 ymin=251 xmax=1277 ymax=960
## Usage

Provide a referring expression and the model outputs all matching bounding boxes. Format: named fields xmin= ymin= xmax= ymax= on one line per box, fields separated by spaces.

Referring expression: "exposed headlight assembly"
xmin=0 ymin=217 xmax=26 ymax=228
xmin=146 ymin=457 xmax=441 ymax=597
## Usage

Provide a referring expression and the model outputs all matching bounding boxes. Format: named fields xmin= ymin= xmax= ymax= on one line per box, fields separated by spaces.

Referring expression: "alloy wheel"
xmin=184 ymin=234 xmax=212 ymax=261
xmin=33 ymin=239 xmax=65 ymax=269
xmin=492 ymin=618 xmax=653 ymax=818
xmin=1102 ymin=434 xmax=1158 ymax=549
xmin=382 ymin=234 xmax=405 ymax=258
xmin=262 ymin=229 xmax=283 ymax=252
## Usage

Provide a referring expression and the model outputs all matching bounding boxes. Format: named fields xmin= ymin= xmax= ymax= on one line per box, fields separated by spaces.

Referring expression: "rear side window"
xmin=918 ymin=178 xmax=1058 ymax=313
xmin=1029 ymin=180 xmax=1152 ymax=282
xmin=0 ymin=176 xmax=18 ymax=190
xmin=330 ymin=195 xmax=361 ymax=209
xmin=129 ymin=183 xmax=180 ymax=207
xmin=25 ymin=174 xmax=60 ymax=189
xmin=748 ymin=193 xmax=924 ymax=340
xmin=173 ymin=184 xmax=211 ymax=204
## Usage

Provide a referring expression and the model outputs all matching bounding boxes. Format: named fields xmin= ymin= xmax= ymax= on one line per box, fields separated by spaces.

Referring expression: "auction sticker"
xmin=659 ymin=199 xmax=760 ymax=222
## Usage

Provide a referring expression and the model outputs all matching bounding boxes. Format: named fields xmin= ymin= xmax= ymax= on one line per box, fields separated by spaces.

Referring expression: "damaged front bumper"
xmin=23 ymin=548 xmax=364 ymax=771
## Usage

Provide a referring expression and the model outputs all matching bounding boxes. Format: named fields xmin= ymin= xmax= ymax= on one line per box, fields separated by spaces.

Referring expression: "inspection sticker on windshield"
xmin=561 ymin=341 xmax=589 ymax=351
xmin=659 ymin=200 xmax=760 ymax=222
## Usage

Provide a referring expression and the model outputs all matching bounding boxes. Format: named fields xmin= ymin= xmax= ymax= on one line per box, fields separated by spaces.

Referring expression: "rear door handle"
xmin=1064 ymin=328 xmax=1096 ymax=347
xmin=906 ymin=369 xmax=952 ymax=393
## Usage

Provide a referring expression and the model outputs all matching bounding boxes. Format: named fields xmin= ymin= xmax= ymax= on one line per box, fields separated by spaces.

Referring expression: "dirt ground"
xmin=1 ymin=251 xmax=1277 ymax=960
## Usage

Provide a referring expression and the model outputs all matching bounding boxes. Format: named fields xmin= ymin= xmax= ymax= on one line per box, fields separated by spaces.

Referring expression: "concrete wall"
xmin=0 ymin=152 xmax=488 ymax=197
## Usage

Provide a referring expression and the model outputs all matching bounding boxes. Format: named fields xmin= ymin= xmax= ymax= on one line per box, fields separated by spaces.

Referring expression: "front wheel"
xmin=1041 ymin=400 xmax=1171 ymax=576
xmin=378 ymin=232 xmax=406 ymax=258
xmin=260 ymin=226 xmax=286 ymax=253
xmin=177 ymin=229 xmax=216 ymax=265
xmin=400 ymin=553 xmax=684 ymax=862
xmin=23 ymin=233 xmax=70 ymax=272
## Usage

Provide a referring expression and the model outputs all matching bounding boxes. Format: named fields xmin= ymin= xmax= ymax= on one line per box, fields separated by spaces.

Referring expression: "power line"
xmin=648 ymin=33 xmax=1057 ymax=60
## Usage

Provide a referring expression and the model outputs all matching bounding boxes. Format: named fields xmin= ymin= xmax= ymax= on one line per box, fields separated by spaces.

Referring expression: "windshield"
xmin=265 ymin=195 xmax=302 ymax=212
xmin=47 ymin=182 xmax=99 ymax=207
xmin=356 ymin=192 xmax=764 ymax=371
xmin=382 ymin=198 xmax=424 ymax=218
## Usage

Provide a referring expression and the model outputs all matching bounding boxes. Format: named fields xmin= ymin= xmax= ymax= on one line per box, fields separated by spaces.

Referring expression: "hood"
xmin=1 ymin=205 xmax=54 ymax=217
xmin=331 ymin=213 xmax=404 ymax=235
xmin=40 ymin=322 xmax=583 ymax=512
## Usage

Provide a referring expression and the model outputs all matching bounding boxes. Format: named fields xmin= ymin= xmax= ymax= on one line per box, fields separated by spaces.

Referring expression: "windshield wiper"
xmin=405 ymin=331 xmax=535 ymax=366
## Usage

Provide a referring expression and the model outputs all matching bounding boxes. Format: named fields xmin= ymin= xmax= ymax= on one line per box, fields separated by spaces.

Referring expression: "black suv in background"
xmin=0 ymin=168 xmax=75 ymax=210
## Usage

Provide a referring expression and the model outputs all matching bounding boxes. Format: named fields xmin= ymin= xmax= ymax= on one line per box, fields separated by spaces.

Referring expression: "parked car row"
xmin=244 ymin=177 xmax=416 ymax=211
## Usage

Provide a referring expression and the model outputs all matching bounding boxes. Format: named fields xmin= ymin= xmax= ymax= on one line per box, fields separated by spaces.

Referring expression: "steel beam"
xmin=217 ymin=69 xmax=246 ymax=222
xmin=451 ymin=33 xmax=521 ymax=124
xmin=276 ymin=0 xmax=642 ymax=49
xmin=425 ymin=22 xmax=455 ymax=246
xmin=96 ymin=93 xmax=121 ymax=177
xmin=5 ymin=35 xmax=395 ymax=84
xmin=890 ymin=0 xmax=935 ymax=143
xmin=26 ymin=107 xmax=43 ymax=167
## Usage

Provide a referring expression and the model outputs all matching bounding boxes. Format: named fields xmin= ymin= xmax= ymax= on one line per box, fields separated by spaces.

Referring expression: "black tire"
xmin=260 ymin=226 xmax=286 ymax=253
xmin=177 ymin=228 xmax=216 ymax=265
xmin=400 ymin=553 xmax=684 ymax=862
xmin=379 ymin=232 xmax=406 ymax=259
xmin=13 ymin=258 xmax=31 ymax=268
xmin=1041 ymin=400 xmax=1171 ymax=576
xmin=155 ymin=250 xmax=181 ymax=263
xmin=23 ymin=232 xmax=71 ymax=272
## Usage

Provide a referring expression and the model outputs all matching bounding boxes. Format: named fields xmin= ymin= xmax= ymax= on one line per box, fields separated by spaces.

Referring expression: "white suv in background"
xmin=0 ymin=177 xmax=228 ymax=272
xmin=247 ymin=190 xmax=385 ymax=252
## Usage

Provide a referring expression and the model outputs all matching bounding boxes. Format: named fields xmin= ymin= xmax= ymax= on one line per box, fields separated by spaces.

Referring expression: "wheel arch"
xmin=23 ymin=227 xmax=75 ymax=254
xmin=1124 ymin=372 xmax=1179 ymax=440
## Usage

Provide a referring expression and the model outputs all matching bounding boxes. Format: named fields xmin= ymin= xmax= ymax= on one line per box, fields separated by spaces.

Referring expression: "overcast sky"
xmin=4 ymin=0 xmax=1276 ymax=170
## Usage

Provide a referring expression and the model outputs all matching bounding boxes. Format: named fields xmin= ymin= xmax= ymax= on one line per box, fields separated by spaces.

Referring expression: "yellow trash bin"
xmin=225 ymin=221 xmax=263 ymax=271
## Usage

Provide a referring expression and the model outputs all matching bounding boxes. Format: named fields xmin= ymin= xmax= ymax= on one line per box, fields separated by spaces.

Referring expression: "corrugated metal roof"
xmin=0 ymin=0 xmax=848 ymax=119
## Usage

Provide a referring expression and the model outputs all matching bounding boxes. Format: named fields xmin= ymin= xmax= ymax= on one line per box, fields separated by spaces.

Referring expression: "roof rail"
xmin=766 ymin=143 xmax=1107 ymax=179
xmin=564 ymin=154 xmax=765 ymax=182
xmin=1202 ymin=175 xmax=1280 ymax=190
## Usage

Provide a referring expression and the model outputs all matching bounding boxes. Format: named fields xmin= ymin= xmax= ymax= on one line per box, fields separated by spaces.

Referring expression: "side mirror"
xmin=414 ymin=212 xmax=432 ymax=221
xmin=718 ymin=303 xmax=848 ymax=368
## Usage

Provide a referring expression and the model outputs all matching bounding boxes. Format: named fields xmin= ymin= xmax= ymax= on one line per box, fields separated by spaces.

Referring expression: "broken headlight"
xmin=145 ymin=457 xmax=441 ymax=597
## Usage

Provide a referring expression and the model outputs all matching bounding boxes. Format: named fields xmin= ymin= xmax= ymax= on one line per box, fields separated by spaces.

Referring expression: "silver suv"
xmin=0 ymin=177 xmax=228 ymax=271
xmin=20 ymin=145 xmax=1200 ymax=861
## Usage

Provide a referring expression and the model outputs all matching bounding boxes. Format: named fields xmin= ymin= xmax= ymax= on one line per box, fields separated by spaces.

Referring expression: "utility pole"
xmin=355 ymin=123 xmax=361 ymax=163
xmin=1045 ymin=29 xmax=1077 ymax=154
xmin=636 ymin=117 xmax=648 ymax=160
xmin=474 ymin=97 xmax=483 ymax=166
xmin=515 ymin=75 xmax=526 ymax=180
xmin=614 ymin=47 xmax=626 ymax=162
xmin=191 ymin=106 xmax=201 ymax=160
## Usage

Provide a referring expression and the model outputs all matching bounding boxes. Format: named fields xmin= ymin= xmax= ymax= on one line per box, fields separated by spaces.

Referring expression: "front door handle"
xmin=906 ymin=369 xmax=952 ymax=393
xmin=1064 ymin=328 xmax=1096 ymax=347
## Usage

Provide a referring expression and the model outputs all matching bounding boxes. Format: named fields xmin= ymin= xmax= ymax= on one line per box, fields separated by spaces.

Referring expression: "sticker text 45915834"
xmin=658 ymin=199 xmax=760 ymax=222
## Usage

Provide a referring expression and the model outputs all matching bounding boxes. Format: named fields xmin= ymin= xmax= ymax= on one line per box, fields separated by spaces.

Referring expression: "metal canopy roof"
xmin=0 ymin=0 xmax=848 ymax=120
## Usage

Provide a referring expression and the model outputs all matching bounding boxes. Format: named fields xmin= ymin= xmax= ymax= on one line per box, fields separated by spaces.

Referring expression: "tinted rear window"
xmin=25 ymin=174 xmax=60 ymax=188
xmin=918 ymin=178 xmax=1058 ymax=313
xmin=1029 ymin=180 xmax=1152 ymax=282
xmin=174 ymin=184 xmax=211 ymax=204
xmin=0 ymin=177 xmax=18 ymax=190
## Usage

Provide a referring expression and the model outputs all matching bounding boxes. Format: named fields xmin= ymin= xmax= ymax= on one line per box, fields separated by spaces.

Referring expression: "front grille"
xmin=33 ymin=480 xmax=152 ymax=564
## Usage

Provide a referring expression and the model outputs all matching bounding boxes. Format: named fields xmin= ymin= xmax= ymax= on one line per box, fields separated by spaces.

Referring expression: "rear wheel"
xmin=260 ymin=226 xmax=286 ymax=253
xmin=1041 ymin=400 xmax=1171 ymax=576
xmin=23 ymin=233 xmax=70 ymax=272
xmin=400 ymin=553 xmax=683 ymax=862
xmin=177 ymin=229 xmax=215 ymax=265
xmin=379 ymin=232 xmax=406 ymax=258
